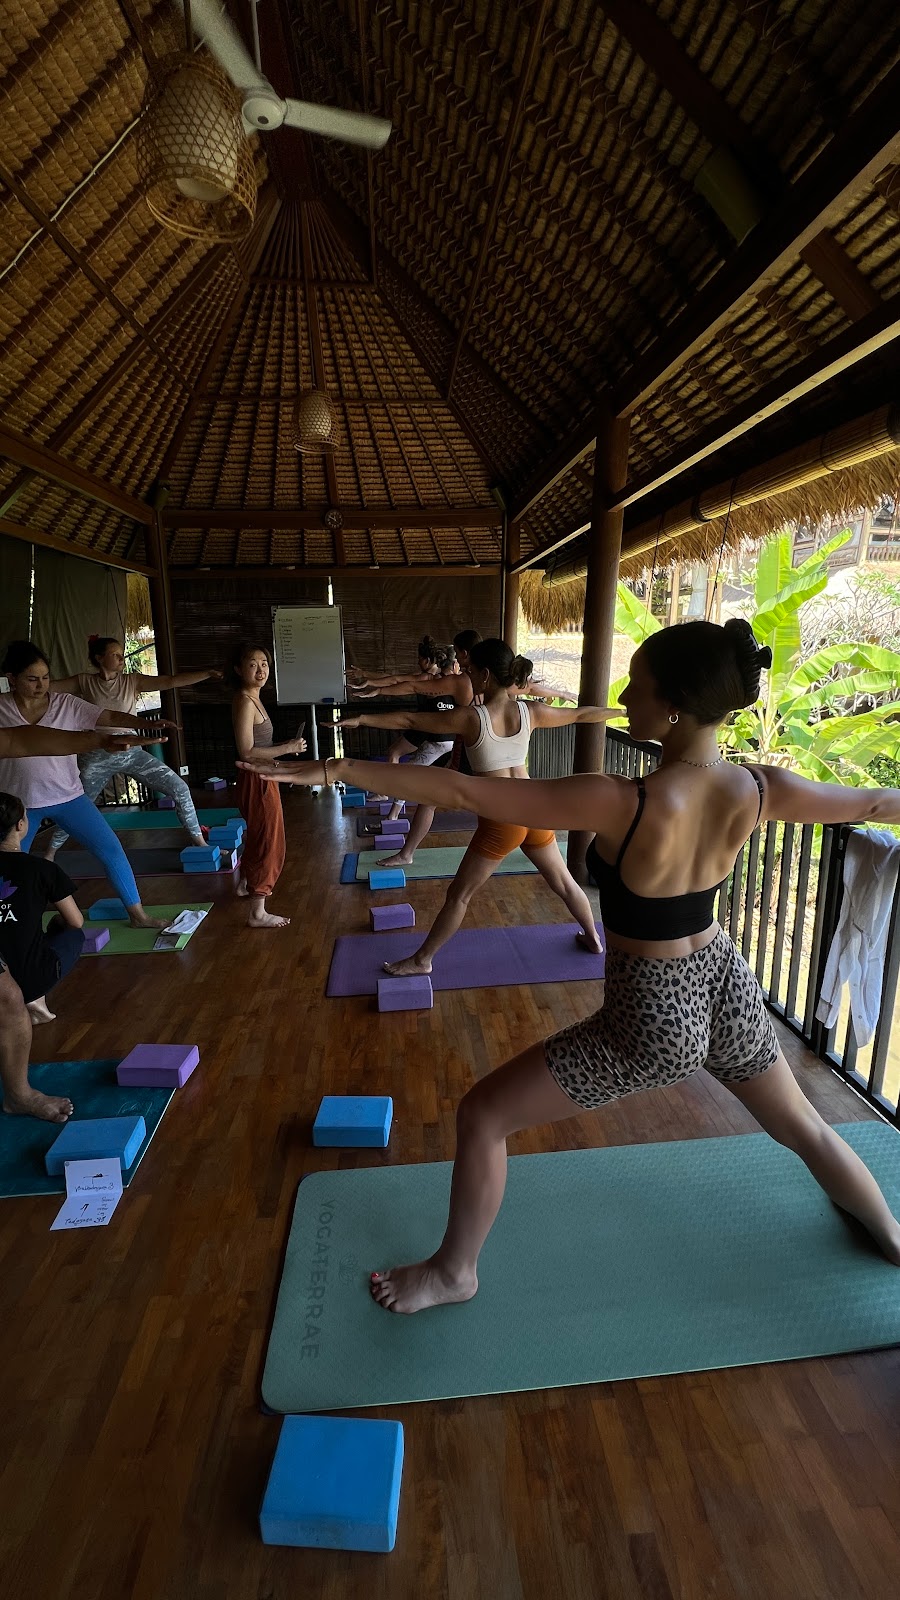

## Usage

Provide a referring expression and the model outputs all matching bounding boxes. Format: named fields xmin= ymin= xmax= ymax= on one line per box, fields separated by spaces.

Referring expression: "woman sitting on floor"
xmin=244 ymin=617 xmax=900 ymax=1310
xmin=0 ymin=790 xmax=85 ymax=1025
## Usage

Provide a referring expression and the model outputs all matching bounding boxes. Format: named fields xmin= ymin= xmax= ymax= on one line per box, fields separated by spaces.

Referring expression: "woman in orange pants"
xmin=230 ymin=642 xmax=305 ymax=929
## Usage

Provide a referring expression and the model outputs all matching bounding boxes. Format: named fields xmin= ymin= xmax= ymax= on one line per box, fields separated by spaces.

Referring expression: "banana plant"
xmin=610 ymin=529 xmax=900 ymax=782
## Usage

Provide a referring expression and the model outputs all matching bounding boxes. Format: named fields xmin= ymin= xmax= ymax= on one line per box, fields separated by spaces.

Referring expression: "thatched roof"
xmin=1 ymin=1 xmax=899 ymax=578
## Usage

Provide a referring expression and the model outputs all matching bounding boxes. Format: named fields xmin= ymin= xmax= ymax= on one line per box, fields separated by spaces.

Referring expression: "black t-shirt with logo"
xmin=0 ymin=853 xmax=76 ymax=995
xmin=405 ymin=692 xmax=457 ymax=751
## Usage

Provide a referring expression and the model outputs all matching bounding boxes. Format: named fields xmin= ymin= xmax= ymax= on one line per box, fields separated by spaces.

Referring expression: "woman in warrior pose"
xmin=244 ymin=618 xmax=900 ymax=1310
xmin=45 ymin=635 xmax=222 ymax=855
xmin=0 ymin=641 xmax=176 ymax=931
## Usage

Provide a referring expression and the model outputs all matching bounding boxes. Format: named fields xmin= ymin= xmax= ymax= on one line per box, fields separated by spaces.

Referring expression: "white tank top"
xmin=466 ymin=700 xmax=532 ymax=774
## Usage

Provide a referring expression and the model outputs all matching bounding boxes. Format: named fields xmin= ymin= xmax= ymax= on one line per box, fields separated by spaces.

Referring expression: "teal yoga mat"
xmin=0 ymin=1060 xmax=174 ymax=1198
xmin=99 ymin=807 xmax=241 ymax=831
xmin=261 ymin=1124 xmax=900 ymax=1412
xmin=352 ymin=836 xmax=568 ymax=882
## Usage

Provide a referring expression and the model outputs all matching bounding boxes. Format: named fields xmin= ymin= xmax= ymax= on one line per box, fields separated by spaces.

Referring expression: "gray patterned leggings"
xmin=48 ymin=749 xmax=202 ymax=849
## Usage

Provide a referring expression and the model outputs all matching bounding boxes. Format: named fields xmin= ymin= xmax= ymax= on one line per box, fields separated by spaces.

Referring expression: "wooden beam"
xmin=144 ymin=505 xmax=186 ymax=770
xmin=168 ymin=564 xmax=501 ymax=579
xmin=300 ymin=202 xmax=343 ymax=553
xmin=503 ymin=520 xmax=521 ymax=648
xmin=599 ymin=0 xmax=776 ymax=192
xmin=446 ymin=0 xmax=552 ymax=397
xmin=509 ymin=58 xmax=900 ymax=520
xmin=800 ymin=230 xmax=882 ymax=322
xmin=0 ymin=160 xmax=189 ymax=390
xmin=163 ymin=506 xmax=503 ymax=529
xmin=0 ymin=514 xmax=156 ymax=576
xmin=0 ymin=423 xmax=154 ymax=523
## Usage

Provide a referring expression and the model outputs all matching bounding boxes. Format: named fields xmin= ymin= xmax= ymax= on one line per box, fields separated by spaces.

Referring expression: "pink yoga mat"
xmin=326 ymin=923 xmax=604 ymax=996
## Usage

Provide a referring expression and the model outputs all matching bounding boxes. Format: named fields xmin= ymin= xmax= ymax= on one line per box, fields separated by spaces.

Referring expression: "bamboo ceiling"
xmin=1 ymin=0 xmax=899 ymax=576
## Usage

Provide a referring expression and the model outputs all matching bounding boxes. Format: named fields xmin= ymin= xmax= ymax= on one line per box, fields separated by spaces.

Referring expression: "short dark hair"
xmin=0 ymin=791 xmax=25 ymax=841
xmin=453 ymin=629 xmax=482 ymax=653
xmin=468 ymin=637 xmax=534 ymax=689
xmin=88 ymin=635 xmax=120 ymax=667
xmin=1 ymin=640 xmax=50 ymax=677
xmin=227 ymin=640 xmax=273 ymax=690
xmin=640 ymin=619 xmax=772 ymax=726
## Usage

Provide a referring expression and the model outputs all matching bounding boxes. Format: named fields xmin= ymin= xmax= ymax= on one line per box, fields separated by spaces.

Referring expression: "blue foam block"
xmin=207 ymin=824 xmax=244 ymax=846
xmin=313 ymin=1095 xmax=393 ymax=1148
xmin=180 ymin=845 xmax=221 ymax=867
xmin=260 ymin=1416 xmax=404 ymax=1551
xmin=87 ymin=898 xmax=128 ymax=921
xmin=45 ymin=1114 xmax=146 ymax=1176
xmin=368 ymin=868 xmax=406 ymax=889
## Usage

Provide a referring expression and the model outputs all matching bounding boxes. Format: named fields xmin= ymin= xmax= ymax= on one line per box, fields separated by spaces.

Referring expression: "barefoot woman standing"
xmin=248 ymin=619 xmax=900 ymax=1309
xmin=229 ymin=642 xmax=306 ymax=929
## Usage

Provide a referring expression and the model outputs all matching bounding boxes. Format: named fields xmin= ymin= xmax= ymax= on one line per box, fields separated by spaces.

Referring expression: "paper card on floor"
xmin=50 ymin=1155 xmax=123 ymax=1230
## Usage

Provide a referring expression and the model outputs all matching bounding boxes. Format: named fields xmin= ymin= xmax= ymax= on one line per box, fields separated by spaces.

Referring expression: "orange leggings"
xmin=236 ymin=766 xmax=286 ymax=897
xmin=470 ymin=816 xmax=556 ymax=861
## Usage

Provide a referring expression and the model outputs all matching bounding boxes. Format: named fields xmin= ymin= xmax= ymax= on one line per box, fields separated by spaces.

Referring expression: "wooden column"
xmin=503 ymin=519 xmax=521 ymax=647
xmin=567 ymin=404 xmax=631 ymax=880
xmin=144 ymin=504 xmax=186 ymax=773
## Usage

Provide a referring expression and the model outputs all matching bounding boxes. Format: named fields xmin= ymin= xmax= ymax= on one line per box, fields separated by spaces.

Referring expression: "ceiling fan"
xmin=183 ymin=0 xmax=392 ymax=150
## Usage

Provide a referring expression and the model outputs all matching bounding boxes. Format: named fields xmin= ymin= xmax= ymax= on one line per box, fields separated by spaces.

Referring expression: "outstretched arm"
xmin=49 ymin=674 xmax=80 ymax=694
xmin=237 ymin=754 xmax=624 ymax=832
xmin=336 ymin=707 xmax=477 ymax=738
xmin=135 ymin=669 xmax=223 ymax=690
xmin=0 ymin=727 xmax=166 ymax=758
xmin=96 ymin=710 xmax=179 ymax=732
xmin=522 ymin=678 xmax=578 ymax=704
xmin=526 ymin=702 xmax=618 ymax=728
xmin=755 ymin=765 xmax=900 ymax=825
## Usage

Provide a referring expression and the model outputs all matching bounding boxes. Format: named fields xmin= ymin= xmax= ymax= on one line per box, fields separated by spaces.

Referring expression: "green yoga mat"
xmin=353 ymin=836 xmax=568 ymax=882
xmin=261 ymin=1124 xmax=900 ymax=1413
xmin=45 ymin=903 xmax=213 ymax=954
xmin=100 ymin=807 xmax=241 ymax=831
xmin=0 ymin=1060 xmax=174 ymax=1198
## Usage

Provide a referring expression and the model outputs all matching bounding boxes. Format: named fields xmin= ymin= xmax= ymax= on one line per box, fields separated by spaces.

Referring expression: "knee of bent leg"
xmin=455 ymin=1077 xmax=508 ymax=1141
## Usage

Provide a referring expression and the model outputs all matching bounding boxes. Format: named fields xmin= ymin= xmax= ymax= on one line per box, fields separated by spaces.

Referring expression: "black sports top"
xmin=586 ymin=767 xmax=765 ymax=941
xmin=405 ymin=691 xmax=456 ymax=750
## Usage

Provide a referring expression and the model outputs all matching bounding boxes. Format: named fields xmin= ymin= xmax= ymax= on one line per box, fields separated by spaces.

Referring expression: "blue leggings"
xmin=23 ymin=795 xmax=140 ymax=907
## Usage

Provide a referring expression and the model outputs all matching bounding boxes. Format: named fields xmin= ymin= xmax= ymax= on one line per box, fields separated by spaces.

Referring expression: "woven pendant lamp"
xmin=137 ymin=54 xmax=256 ymax=241
xmin=292 ymin=388 xmax=340 ymax=454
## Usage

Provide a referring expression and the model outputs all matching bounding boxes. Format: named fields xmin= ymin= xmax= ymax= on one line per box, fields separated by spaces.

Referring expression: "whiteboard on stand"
xmin=272 ymin=606 xmax=346 ymax=705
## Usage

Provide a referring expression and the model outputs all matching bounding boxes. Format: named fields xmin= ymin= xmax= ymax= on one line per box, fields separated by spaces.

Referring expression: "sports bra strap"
xmin=615 ymin=779 xmax=646 ymax=872
xmin=748 ymin=765 xmax=765 ymax=824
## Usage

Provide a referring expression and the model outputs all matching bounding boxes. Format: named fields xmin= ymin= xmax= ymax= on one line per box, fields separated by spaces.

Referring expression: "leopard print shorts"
xmin=545 ymin=925 xmax=779 ymax=1110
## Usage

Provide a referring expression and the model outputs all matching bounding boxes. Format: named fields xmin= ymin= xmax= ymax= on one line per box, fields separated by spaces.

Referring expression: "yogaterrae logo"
xmin=301 ymin=1200 xmax=335 ymax=1358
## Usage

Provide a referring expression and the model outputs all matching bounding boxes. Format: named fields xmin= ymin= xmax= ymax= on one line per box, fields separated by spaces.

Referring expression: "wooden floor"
xmin=2 ymin=791 xmax=898 ymax=1600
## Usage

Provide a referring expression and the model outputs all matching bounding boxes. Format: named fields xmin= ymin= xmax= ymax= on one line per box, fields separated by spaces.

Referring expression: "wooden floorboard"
xmin=1 ymin=790 xmax=898 ymax=1600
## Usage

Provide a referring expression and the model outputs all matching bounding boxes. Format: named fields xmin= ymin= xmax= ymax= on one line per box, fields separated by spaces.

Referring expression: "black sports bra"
xmin=586 ymin=767 xmax=765 ymax=941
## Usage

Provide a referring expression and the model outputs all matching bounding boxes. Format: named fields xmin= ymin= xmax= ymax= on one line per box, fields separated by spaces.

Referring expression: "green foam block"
xmin=261 ymin=1124 xmax=900 ymax=1413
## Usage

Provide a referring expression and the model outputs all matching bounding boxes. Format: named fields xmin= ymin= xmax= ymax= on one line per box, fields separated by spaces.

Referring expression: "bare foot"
xmin=575 ymin=929 xmax=602 ymax=955
xmin=370 ymin=1258 xmax=477 ymax=1314
xmin=26 ymin=999 xmax=56 ymax=1025
xmin=366 ymin=794 xmax=390 ymax=803
xmin=3 ymin=1090 xmax=73 ymax=1123
xmin=377 ymin=852 xmax=414 ymax=868
xmin=128 ymin=913 xmax=170 ymax=929
xmin=383 ymin=954 xmax=432 ymax=977
xmin=236 ymin=878 xmax=250 ymax=898
xmin=248 ymin=909 xmax=290 ymax=928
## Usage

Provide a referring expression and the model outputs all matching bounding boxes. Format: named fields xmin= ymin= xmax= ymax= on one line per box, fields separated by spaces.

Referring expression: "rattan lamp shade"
xmin=292 ymin=389 xmax=340 ymax=453
xmin=137 ymin=55 xmax=256 ymax=242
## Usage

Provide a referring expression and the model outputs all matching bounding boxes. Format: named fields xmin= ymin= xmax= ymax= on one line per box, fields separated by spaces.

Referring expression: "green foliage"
xmin=611 ymin=532 xmax=900 ymax=781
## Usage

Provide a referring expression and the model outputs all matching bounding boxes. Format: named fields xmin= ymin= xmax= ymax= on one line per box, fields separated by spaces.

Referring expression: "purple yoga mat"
xmin=356 ymin=810 xmax=477 ymax=836
xmin=326 ymin=923 xmax=605 ymax=996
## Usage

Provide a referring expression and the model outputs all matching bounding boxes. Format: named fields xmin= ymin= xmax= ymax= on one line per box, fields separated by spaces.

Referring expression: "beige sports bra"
xmin=466 ymin=700 xmax=532 ymax=774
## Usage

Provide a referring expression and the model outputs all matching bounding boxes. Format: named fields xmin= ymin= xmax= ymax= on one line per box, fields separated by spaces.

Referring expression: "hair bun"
xmin=756 ymin=645 xmax=773 ymax=670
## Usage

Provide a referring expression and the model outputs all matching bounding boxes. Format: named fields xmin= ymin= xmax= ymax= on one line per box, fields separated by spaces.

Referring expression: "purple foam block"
xmin=116 ymin=1042 xmax=200 ymax=1088
xmin=81 ymin=927 xmax=110 ymax=954
xmin=370 ymin=903 xmax=415 ymax=931
xmin=157 ymin=796 xmax=176 ymax=809
xmin=205 ymin=777 xmax=227 ymax=791
xmin=377 ymin=975 xmax=433 ymax=1012
xmin=392 ymin=818 xmax=410 ymax=834
xmin=379 ymin=802 xmax=402 ymax=816
xmin=373 ymin=834 xmax=405 ymax=850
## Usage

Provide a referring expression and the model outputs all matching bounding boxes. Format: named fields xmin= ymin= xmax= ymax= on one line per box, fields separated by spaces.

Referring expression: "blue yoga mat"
xmin=261 ymin=1124 xmax=900 ymax=1413
xmin=0 ymin=1060 xmax=174 ymax=1198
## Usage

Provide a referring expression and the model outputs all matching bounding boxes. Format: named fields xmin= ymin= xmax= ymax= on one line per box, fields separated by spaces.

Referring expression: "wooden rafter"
xmin=799 ymin=230 xmax=882 ymax=322
xmin=164 ymin=507 xmax=502 ymax=529
xmin=0 ymin=424 xmax=153 ymax=523
xmin=509 ymin=57 xmax=900 ymax=522
xmin=0 ymin=513 xmax=156 ymax=576
xmin=168 ymin=563 xmax=500 ymax=578
xmin=445 ymin=0 xmax=552 ymax=397
xmin=0 ymin=160 xmax=189 ymax=391
xmin=300 ymin=203 xmax=343 ymax=556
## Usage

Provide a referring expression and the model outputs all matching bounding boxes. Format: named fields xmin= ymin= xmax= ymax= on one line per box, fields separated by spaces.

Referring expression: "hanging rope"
xmin=705 ymin=480 xmax=737 ymax=622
